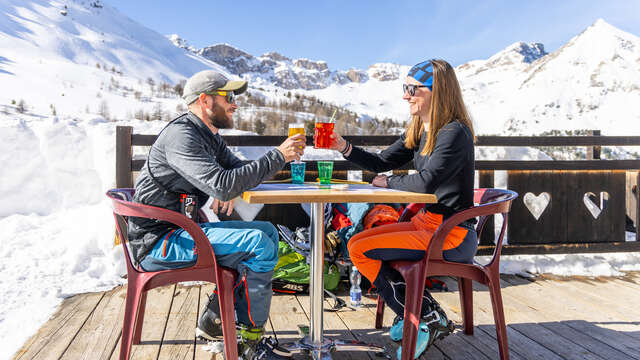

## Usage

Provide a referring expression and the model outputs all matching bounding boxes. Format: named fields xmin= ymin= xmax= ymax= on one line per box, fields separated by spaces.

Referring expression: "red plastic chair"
xmin=374 ymin=188 xmax=518 ymax=360
xmin=107 ymin=188 xmax=238 ymax=360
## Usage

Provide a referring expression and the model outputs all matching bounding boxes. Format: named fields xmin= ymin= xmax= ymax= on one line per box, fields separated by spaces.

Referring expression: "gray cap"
xmin=182 ymin=70 xmax=248 ymax=105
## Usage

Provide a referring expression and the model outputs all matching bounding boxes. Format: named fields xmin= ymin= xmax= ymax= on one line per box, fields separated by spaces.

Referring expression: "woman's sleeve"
xmin=386 ymin=126 xmax=472 ymax=193
xmin=345 ymin=135 xmax=414 ymax=173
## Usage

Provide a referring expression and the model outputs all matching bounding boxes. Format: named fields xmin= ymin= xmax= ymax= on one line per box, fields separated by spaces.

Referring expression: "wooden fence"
xmin=115 ymin=126 xmax=640 ymax=255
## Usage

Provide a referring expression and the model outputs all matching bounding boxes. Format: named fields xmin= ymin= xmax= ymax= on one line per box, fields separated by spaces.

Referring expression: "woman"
xmin=324 ymin=59 xmax=476 ymax=358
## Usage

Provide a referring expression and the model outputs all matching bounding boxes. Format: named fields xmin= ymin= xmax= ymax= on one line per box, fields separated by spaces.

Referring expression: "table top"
xmin=242 ymin=183 xmax=437 ymax=204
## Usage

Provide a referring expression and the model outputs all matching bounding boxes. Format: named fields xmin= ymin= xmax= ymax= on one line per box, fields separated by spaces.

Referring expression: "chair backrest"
xmin=426 ymin=188 xmax=518 ymax=262
xmin=107 ymin=188 xmax=138 ymax=269
xmin=472 ymin=188 xmax=518 ymax=243
xmin=106 ymin=188 xmax=218 ymax=274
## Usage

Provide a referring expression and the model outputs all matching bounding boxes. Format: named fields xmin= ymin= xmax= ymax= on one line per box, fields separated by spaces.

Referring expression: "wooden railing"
xmin=116 ymin=126 xmax=640 ymax=255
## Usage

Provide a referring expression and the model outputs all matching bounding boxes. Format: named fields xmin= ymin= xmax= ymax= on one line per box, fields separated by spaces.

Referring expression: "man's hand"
xmin=210 ymin=198 xmax=234 ymax=216
xmin=372 ymin=175 xmax=388 ymax=188
xmin=276 ymin=133 xmax=306 ymax=162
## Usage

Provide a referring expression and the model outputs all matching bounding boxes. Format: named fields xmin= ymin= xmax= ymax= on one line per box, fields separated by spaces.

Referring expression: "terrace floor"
xmin=12 ymin=272 xmax=640 ymax=360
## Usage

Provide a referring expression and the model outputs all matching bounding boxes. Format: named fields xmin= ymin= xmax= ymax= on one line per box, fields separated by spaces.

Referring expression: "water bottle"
xmin=349 ymin=265 xmax=362 ymax=307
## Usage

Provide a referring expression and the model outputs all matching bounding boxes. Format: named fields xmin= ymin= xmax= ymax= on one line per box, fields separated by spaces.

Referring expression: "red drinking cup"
xmin=314 ymin=122 xmax=334 ymax=149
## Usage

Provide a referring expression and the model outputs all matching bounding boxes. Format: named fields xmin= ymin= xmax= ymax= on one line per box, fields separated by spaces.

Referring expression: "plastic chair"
xmin=374 ymin=188 xmax=518 ymax=360
xmin=107 ymin=188 xmax=238 ymax=360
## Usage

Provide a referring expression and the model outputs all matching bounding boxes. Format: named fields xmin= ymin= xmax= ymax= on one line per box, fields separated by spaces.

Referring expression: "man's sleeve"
xmin=387 ymin=126 xmax=471 ymax=193
xmin=164 ymin=126 xmax=285 ymax=201
xmin=217 ymin=138 xmax=245 ymax=169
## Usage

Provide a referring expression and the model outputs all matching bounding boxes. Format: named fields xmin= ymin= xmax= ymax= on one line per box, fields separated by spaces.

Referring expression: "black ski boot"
xmin=195 ymin=292 xmax=223 ymax=340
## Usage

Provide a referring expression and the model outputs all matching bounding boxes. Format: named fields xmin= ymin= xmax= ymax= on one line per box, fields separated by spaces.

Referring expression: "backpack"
xmin=272 ymin=241 xmax=340 ymax=294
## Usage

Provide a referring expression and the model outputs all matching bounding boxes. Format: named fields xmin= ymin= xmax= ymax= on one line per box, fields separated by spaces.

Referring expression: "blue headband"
xmin=407 ymin=60 xmax=434 ymax=91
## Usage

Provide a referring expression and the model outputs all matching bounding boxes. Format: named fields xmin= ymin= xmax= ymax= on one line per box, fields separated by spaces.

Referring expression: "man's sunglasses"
xmin=205 ymin=90 xmax=235 ymax=104
xmin=403 ymin=84 xmax=429 ymax=96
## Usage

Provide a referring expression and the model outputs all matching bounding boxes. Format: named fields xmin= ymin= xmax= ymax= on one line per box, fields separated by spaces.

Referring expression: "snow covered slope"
xmin=0 ymin=0 xmax=228 ymax=119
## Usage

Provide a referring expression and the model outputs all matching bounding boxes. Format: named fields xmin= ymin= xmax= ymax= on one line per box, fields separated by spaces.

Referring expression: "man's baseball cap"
xmin=182 ymin=70 xmax=248 ymax=105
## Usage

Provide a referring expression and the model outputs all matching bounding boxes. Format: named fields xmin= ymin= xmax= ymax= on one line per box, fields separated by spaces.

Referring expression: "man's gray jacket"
xmin=128 ymin=112 xmax=286 ymax=263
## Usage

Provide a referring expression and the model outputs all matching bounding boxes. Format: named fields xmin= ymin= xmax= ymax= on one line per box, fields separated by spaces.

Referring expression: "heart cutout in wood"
xmin=583 ymin=191 xmax=609 ymax=219
xmin=523 ymin=192 xmax=550 ymax=220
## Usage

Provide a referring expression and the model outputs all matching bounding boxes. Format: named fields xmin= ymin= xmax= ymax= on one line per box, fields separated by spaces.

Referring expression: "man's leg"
xmin=199 ymin=221 xmax=291 ymax=359
xmin=199 ymin=221 xmax=279 ymax=328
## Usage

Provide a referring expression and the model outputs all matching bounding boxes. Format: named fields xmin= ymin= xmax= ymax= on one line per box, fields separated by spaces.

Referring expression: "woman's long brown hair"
xmin=404 ymin=59 xmax=475 ymax=155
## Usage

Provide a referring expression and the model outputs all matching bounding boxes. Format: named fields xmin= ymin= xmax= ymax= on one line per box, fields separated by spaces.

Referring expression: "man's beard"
xmin=205 ymin=103 xmax=233 ymax=129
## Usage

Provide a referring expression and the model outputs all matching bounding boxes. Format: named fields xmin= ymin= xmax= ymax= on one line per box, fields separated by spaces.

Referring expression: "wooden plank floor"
xmin=13 ymin=272 xmax=640 ymax=360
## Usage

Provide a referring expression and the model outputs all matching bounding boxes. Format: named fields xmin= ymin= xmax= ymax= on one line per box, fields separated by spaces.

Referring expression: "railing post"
xmin=587 ymin=130 xmax=601 ymax=159
xmin=637 ymin=171 xmax=640 ymax=242
xmin=116 ymin=126 xmax=133 ymax=188
xmin=478 ymin=170 xmax=495 ymax=246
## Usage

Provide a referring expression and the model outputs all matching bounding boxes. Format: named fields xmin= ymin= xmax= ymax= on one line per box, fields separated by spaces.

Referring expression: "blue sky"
xmin=105 ymin=1 xmax=639 ymax=70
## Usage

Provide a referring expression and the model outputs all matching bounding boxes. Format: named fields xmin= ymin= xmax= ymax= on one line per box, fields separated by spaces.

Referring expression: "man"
xmin=128 ymin=70 xmax=305 ymax=359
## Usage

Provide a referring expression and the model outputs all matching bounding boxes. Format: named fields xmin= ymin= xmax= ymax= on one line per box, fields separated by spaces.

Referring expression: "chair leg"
xmin=219 ymin=271 xmax=238 ymax=360
xmin=133 ymin=291 xmax=147 ymax=344
xmin=458 ymin=277 xmax=474 ymax=335
xmin=488 ymin=277 xmax=509 ymax=360
xmin=120 ymin=285 xmax=143 ymax=360
xmin=397 ymin=264 xmax=425 ymax=360
xmin=375 ymin=295 xmax=385 ymax=329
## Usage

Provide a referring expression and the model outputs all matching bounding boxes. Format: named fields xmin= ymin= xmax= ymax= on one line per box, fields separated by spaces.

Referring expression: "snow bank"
xmin=0 ymin=115 xmax=165 ymax=359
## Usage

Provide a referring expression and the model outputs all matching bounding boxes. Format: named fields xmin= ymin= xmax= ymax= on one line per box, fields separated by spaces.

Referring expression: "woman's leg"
xmin=348 ymin=225 xmax=433 ymax=317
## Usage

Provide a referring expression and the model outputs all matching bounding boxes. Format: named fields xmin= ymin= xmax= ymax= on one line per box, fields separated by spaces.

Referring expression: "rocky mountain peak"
xmin=487 ymin=42 xmax=547 ymax=68
xmin=261 ymin=52 xmax=290 ymax=62
xmin=196 ymin=44 xmax=255 ymax=75
xmin=368 ymin=63 xmax=402 ymax=81
xmin=293 ymin=58 xmax=328 ymax=72
xmin=166 ymin=34 xmax=195 ymax=52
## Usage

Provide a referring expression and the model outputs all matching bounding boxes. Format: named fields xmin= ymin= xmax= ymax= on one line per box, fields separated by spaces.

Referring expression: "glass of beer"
xmin=288 ymin=123 xmax=305 ymax=138
xmin=314 ymin=121 xmax=334 ymax=149
xmin=288 ymin=123 xmax=305 ymax=162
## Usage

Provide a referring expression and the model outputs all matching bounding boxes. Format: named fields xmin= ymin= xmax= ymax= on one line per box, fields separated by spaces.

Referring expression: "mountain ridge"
xmin=0 ymin=1 xmax=639 ymax=136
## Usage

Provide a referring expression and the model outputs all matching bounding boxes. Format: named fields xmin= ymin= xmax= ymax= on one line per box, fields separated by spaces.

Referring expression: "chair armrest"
xmin=425 ymin=198 xmax=513 ymax=262
xmin=110 ymin=197 xmax=217 ymax=269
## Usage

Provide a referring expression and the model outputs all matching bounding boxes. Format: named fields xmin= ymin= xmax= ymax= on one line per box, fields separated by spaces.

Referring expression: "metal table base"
xmin=280 ymin=202 xmax=385 ymax=359
xmin=282 ymin=336 xmax=385 ymax=359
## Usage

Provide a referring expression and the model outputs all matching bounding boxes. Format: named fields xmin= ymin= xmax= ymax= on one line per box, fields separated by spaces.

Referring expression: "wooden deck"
xmin=13 ymin=272 xmax=640 ymax=360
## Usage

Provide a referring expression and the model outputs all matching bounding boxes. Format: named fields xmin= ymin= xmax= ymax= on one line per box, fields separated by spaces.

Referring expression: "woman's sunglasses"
xmin=206 ymin=90 xmax=236 ymax=104
xmin=403 ymin=84 xmax=429 ymax=96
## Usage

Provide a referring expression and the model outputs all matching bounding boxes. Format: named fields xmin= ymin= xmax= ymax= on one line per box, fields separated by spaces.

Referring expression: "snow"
xmin=0 ymin=1 xmax=639 ymax=358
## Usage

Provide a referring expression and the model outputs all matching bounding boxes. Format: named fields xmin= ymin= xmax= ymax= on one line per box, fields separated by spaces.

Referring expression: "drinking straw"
xmin=329 ymin=108 xmax=337 ymax=123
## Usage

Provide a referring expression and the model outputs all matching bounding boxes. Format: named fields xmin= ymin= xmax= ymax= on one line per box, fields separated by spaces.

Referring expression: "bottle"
xmin=349 ymin=265 xmax=362 ymax=307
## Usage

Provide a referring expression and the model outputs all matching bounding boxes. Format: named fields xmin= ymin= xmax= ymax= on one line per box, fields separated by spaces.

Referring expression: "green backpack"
xmin=272 ymin=241 xmax=340 ymax=294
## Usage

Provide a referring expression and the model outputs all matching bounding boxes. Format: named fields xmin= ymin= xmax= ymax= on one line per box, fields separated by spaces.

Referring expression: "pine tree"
xmin=254 ymin=118 xmax=266 ymax=135
xmin=98 ymin=100 xmax=109 ymax=120
xmin=16 ymin=99 xmax=26 ymax=113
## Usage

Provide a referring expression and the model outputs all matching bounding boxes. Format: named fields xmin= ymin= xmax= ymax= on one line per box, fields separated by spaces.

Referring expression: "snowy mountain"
xmin=195 ymin=43 xmax=374 ymax=90
xmin=0 ymin=0 xmax=229 ymax=120
xmin=454 ymin=19 xmax=640 ymax=135
xmin=176 ymin=19 xmax=640 ymax=136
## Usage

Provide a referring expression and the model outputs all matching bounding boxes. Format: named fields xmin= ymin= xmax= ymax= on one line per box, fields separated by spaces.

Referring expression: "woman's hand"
xmin=324 ymin=132 xmax=347 ymax=152
xmin=210 ymin=198 xmax=235 ymax=216
xmin=371 ymin=175 xmax=388 ymax=188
